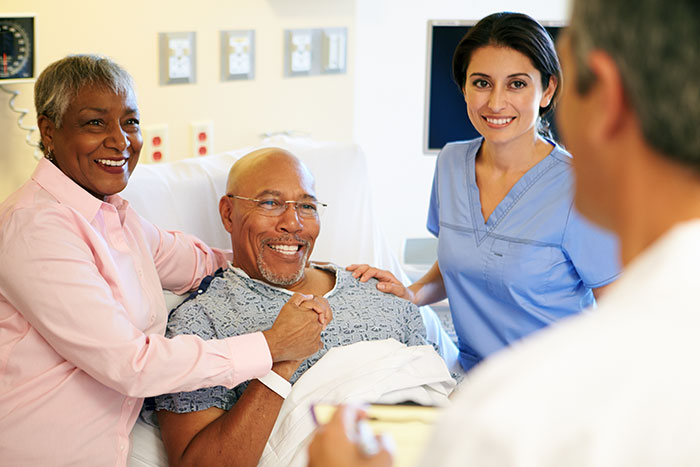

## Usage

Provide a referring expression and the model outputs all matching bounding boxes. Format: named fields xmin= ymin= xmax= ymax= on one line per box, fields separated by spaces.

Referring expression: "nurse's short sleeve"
xmin=427 ymin=161 xmax=440 ymax=237
xmin=562 ymin=206 xmax=621 ymax=288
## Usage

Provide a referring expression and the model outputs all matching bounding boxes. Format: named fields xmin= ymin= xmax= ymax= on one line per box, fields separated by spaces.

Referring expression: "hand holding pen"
xmin=308 ymin=405 xmax=394 ymax=467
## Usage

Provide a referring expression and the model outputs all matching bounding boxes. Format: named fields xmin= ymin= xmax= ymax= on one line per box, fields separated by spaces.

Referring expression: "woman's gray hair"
xmin=34 ymin=54 xmax=135 ymax=130
xmin=569 ymin=0 xmax=700 ymax=168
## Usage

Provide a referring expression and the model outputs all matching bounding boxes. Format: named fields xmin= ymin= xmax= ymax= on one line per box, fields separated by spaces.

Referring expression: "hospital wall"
xmin=0 ymin=0 xmax=355 ymax=198
xmin=1 ymin=0 xmax=569 ymax=262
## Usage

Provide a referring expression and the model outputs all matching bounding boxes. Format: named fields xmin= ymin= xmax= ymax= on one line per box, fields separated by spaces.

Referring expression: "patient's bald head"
xmin=220 ymin=148 xmax=321 ymax=288
xmin=226 ymin=147 xmax=316 ymax=195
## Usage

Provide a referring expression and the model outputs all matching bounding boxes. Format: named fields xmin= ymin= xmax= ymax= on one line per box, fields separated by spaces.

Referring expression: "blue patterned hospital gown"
xmin=154 ymin=263 xmax=432 ymax=413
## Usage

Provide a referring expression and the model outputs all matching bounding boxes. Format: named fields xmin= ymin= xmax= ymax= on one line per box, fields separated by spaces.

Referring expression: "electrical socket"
xmin=142 ymin=124 xmax=168 ymax=163
xmin=191 ymin=121 xmax=213 ymax=157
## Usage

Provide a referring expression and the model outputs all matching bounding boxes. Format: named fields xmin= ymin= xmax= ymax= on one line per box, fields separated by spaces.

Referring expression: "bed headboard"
xmin=121 ymin=136 xmax=403 ymax=275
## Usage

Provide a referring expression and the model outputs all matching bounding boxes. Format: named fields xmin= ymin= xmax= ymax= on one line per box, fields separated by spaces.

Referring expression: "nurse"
xmin=349 ymin=12 xmax=620 ymax=372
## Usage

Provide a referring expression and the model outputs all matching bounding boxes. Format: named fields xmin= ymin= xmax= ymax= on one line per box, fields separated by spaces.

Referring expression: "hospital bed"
xmin=121 ymin=135 xmax=458 ymax=466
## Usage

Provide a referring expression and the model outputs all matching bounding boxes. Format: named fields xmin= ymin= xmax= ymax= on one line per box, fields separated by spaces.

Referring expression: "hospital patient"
xmin=152 ymin=148 xmax=448 ymax=466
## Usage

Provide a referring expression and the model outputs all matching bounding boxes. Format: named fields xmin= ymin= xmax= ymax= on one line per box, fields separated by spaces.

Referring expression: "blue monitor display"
xmin=423 ymin=20 xmax=566 ymax=154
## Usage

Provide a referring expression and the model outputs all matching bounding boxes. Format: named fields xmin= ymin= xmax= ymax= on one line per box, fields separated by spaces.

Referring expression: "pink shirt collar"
xmin=31 ymin=157 xmax=130 ymax=224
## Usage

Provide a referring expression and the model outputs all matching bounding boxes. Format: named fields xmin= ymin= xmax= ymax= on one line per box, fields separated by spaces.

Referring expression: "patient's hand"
xmin=347 ymin=264 xmax=415 ymax=303
xmin=263 ymin=293 xmax=332 ymax=362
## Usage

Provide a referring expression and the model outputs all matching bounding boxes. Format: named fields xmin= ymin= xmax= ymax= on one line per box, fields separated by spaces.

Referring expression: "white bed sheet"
xmin=129 ymin=340 xmax=455 ymax=467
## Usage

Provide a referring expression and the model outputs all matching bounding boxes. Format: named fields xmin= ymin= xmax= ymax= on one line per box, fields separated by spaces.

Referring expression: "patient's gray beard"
xmin=257 ymin=240 xmax=310 ymax=286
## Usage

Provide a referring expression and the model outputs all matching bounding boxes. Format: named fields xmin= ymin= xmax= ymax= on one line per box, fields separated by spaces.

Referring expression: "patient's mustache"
xmin=261 ymin=236 xmax=310 ymax=249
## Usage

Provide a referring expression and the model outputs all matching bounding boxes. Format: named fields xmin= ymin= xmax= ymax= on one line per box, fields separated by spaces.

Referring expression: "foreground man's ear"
xmin=585 ymin=50 xmax=630 ymax=145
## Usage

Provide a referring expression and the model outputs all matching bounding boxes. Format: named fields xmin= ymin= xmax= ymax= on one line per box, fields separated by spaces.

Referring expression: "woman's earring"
xmin=45 ymin=149 xmax=55 ymax=162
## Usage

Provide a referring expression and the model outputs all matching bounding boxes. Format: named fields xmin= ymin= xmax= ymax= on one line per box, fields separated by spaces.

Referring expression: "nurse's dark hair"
xmin=452 ymin=12 xmax=562 ymax=138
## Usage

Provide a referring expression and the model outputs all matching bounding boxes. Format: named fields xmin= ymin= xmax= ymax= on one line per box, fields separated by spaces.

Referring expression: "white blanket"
xmin=129 ymin=339 xmax=454 ymax=467
xmin=260 ymin=339 xmax=456 ymax=467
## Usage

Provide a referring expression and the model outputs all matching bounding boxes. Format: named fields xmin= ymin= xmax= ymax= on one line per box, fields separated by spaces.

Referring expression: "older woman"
xmin=0 ymin=55 xmax=330 ymax=466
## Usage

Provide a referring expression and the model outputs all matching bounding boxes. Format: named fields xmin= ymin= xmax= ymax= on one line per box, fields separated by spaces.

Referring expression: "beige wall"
xmin=0 ymin=0 xmax=355 ymax=201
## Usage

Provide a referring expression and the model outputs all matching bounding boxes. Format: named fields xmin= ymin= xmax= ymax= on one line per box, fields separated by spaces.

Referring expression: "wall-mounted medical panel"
xmin=321 ymin=27 xmax=347 ymax=74
xmin=159 ymin=31 xmax=196 ymax=85
xmin=221 ymin=30 xmax=254 ymax=81
xmin=284 ymin=28 xmax=322 ymax=77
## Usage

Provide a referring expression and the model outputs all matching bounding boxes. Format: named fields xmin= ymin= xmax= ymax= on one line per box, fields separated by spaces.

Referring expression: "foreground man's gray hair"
xmin=569 ymin=0 xmax=700 ymax=168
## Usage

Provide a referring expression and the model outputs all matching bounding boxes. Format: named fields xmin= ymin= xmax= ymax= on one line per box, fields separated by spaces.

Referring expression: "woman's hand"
xmin=346 ymin=264 xmax=415 ymax=303
xmin=308 ymin=405 xmax=393 ymax=467
xmin=299 ymin=294 xmax=333 ymax=329
xmin=262 ymin=293 xmax=332 ymax=362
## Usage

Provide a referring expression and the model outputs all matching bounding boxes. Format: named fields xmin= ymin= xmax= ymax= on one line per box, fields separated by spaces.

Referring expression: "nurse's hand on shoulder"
xmin=262 ymin=293 xmax=332 ymax=362
xmin=346 ymin=264 xmax=415 ymax=303
xmin=308 ymin=405 xmax=393 ymax=467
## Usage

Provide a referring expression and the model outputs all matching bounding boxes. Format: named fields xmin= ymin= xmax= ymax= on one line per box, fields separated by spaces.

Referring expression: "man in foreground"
xmin=309 ymin=0 xmax=700 ymax=464
xmin=153 ymin=148 xmax=455 ymax=466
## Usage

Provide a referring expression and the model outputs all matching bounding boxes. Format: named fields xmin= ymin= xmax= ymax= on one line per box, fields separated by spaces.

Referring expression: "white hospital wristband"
xmin=257 ymin=370 xmax=292 ymax=399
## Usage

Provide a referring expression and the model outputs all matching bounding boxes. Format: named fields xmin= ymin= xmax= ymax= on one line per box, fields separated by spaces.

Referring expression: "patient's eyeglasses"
xmin=227 ymin=194 xmax=327 ymax=218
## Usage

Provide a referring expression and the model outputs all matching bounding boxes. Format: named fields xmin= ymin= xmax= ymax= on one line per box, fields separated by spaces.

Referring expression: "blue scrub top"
xmin=428 ymin=138 xmax=620 ymax=371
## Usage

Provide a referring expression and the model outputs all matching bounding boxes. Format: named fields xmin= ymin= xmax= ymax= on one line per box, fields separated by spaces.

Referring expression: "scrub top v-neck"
xmin=427 ymin=138 xmax=620 ymax=372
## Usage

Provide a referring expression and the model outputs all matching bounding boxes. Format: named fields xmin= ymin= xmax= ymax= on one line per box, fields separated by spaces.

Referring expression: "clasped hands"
xmin=262 ymin=293 xmax=333 ymax=363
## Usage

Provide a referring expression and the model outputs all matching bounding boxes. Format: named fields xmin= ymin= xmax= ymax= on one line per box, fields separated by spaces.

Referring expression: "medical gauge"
xmin=0 ymin=15 xmax=35 ymax=83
